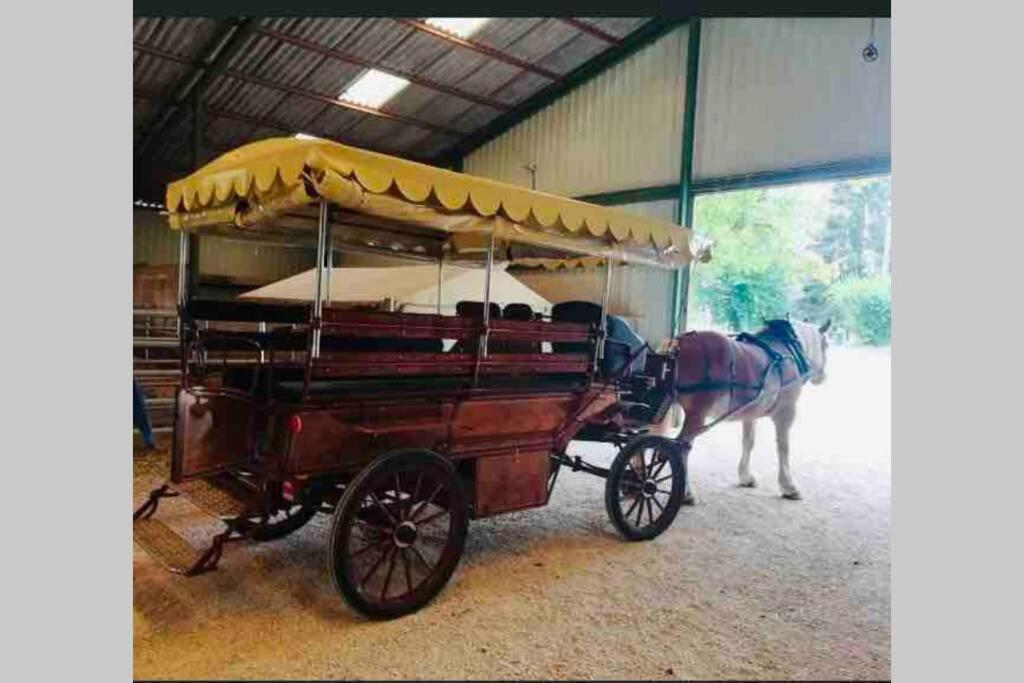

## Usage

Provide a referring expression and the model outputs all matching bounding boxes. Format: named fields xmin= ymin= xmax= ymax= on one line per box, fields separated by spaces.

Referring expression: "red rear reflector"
xmin=282 ymin=480 xmax=295 ymax=501
xmin=286 ymin=415 xmax=303 ymax=434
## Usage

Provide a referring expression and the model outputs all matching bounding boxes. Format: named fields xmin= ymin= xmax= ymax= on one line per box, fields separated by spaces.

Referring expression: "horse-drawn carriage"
xmin=133 ymin=138 xmax=706 ymax=618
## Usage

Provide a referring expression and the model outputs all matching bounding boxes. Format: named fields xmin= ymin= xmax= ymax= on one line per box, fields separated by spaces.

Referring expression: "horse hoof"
xmin=681 ymin=493 xmax=696 ymax=506
xmin=738 ymin=478 xmax=757 ymax=488
xmin=781 ymin=491 xmax=802 ymax=501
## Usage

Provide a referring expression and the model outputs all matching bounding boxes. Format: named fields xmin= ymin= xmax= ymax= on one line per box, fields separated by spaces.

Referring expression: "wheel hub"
xmin=393 ymin=521 xmax=418 ymax=547
xmin=642 ymin=480 xmax=658 ymax=498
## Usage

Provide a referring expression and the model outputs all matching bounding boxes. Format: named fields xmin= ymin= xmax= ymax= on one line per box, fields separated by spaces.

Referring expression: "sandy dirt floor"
xmin=133 ymin=346 xmax=890 ymax=680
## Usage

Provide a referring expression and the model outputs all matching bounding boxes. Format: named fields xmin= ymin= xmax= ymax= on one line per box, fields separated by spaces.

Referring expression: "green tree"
xmin=691 ymin=184 xmax=832 ymax=332
xmin=814 ymin=178 xmax=891 ymax=278
xmin=690 ymin=176 xmax=892 ymax=345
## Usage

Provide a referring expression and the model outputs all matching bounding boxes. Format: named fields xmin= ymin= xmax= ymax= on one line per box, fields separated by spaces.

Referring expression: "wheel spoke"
xmin=402 ymin=548 xmax=414 ymax=595
xmin=645 ymin=498 xmax=655 ymax=525
xmin=351 ymin=538 xmax=388 ymax=559
xmin=410 ymin=473 xmax=424 ymax=516
xmin=381 ymin=547 xmax=398 ymax=600
xmin=354 ymin=518 xmax=390 ymax=535
xmin=369 ymin=491 xmax=400 ymax=527
xmin=649 ymin=454 xmax=669 ymax=481
xmin=410 ymin=544 xmax=435 ymax=574
xmin=622 ymin=494 xmax=642 ymax=521
xmin=650 ymin=495 xmax=666 ymax=514
xmin=394 ymin=474 xmax=405 ymax=520
xmin=360 ymin=544 xmax=391 ymax=587
xmin=410 ymin=481 xmax=444 ymax=522
xmin=654 ymin=474 xmax=674 ymax=484
xmin=634 ymin=494 xmax=645 ymax=526
xmin=416 ymin=508 xmax=450 ymax=527
xmin=656 ymin=488 xmax=673 ymax=495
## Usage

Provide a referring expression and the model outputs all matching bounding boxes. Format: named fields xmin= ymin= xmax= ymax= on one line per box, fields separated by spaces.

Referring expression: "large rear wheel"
xmin=604 ymin=436 xmax=686 ymax=541
xmin=328 ymin=449 xmax=469 ymax=619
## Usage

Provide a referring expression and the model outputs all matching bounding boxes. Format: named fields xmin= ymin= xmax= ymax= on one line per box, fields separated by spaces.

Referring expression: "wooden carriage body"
xmin=173 ymin=300 xmax=622 ymax=520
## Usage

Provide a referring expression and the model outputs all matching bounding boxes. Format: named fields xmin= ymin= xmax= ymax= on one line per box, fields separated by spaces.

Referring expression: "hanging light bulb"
xmin=862 ymin=18 xmax=879 ymax=63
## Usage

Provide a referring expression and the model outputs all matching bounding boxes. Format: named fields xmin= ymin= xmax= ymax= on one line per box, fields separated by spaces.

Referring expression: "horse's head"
xmin=793 ymin=318 xmax=831 ymax=385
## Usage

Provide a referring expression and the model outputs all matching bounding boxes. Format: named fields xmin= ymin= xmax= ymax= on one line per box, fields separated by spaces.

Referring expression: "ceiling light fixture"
xmin=424 ymin=18 xmax=491 ymax=39
xmin=339 ymin=69 xmax=410 ymax=108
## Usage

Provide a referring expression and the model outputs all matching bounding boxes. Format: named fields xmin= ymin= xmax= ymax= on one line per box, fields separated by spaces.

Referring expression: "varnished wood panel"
xmin=172 ymin=390 xmax=253 ymax=482
xmin=474 ymin=450 xmax=550 ymax=518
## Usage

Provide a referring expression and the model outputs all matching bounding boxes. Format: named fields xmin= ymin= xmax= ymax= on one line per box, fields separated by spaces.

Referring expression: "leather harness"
xmin=675 ymin=320 xmax=814 ymax=436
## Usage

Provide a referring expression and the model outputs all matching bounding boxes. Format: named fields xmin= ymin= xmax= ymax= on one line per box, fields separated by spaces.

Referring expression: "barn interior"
xmin=133 ymin=15 xmax=891 ymax=680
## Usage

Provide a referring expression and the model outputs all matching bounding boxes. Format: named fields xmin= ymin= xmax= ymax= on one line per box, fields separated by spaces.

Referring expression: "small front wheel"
xmin=604 ymin=436 xmax=686 ymax=541
xmin=328 ymin=449 xmax=469 ymax=619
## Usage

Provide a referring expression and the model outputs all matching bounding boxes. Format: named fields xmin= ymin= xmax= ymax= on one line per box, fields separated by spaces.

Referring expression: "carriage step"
xmin=178 ymin=476 xmax=262 ymax=519
xmin=133 ymin=517 xmax=203 ymax=575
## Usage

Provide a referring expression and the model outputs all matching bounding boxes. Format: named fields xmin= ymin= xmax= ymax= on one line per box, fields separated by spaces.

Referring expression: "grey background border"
xmin=4 ymin=2 xmax=1023 ymax=681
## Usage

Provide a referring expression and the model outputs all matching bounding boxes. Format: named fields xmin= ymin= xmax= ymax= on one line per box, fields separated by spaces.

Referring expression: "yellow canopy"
xmin=165 ymin=137 xmax=695 ymax=269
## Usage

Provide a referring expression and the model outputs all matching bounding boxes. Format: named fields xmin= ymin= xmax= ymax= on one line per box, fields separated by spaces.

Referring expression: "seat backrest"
xmin=550 ymin=300 xmax=601 ymax=354
xmin=502 ymin=303 xmax=534 ymax=321
xmin=451 ymin=301 xmax=501 ymax=353
xmin=500 ymin=303 xmax=540 ymax=353
xmin=455 ymin=300 xmax=502 ymax=319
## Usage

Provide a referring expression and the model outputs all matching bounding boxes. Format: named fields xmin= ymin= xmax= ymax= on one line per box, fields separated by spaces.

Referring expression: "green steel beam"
xmin=437 ymin=17 xmax=689 ymax=166
xmin=691 ymin=156 xmax=891 ymax=194
xmin=575 ymin=184 xmax=678 ymax=206
xmin=671 ymin=19 xmax=702 ymax=337
xmin=573 ymin=157 xmax=893 ymax=206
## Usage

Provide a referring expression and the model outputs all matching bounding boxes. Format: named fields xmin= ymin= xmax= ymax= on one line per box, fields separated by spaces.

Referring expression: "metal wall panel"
xmin=464 ymin=27 xmax=688 ymax=197
xmin=694 ymin=18 xmax=891 ymax=180
xmin=511 ymin=199 xmax=678 ymax=345
xmin=133 ymin=209 xmax=314 ymax=285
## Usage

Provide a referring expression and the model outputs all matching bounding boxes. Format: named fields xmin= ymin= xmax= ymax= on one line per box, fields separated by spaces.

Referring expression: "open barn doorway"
xmin=686 ymin=173 xmax=891 ymax=485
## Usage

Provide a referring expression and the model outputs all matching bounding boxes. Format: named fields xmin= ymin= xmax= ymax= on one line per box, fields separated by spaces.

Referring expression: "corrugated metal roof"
xmin=134 ymin=17 xmax=660 ymax=171
xmin=538 ymin=33 xmax=607 ymax=74
xmin=503 ymin=19 xmax=580 ymax=65
xmin=134 ymin=17 xmax=221 ymax=59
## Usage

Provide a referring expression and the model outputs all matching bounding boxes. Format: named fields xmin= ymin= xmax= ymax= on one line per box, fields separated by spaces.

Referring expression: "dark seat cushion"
xmin=321 ymin=336 xmax=443 ymax=353
xmin=498 ymin=303 xmax=539 ymax=353
xmin=455 ymin=301 xmax=502 ymax=319
xmin=551 ymin=300 xmax=601 ymax=354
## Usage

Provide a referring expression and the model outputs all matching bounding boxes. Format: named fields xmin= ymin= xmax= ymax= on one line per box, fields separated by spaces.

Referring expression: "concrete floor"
xmin=133 ymin=346 xmax=890 ymax=680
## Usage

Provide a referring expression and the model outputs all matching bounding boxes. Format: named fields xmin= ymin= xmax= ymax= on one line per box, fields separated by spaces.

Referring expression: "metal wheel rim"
xmin=616 ymin=443 xmax=677 ymax=532
xmin=343 ymin=467 xmax=457 ymax=606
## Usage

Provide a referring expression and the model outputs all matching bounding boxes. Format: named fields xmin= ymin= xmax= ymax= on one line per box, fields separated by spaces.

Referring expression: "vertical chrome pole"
xmin=480 ymin=230 xmax=496 ymax=358
xmin=323 ymin=226 xmax=333 ymax=307
xmin=258 ymin=321 xmax=266 ymax=364
xmin=311 ymin=200 xmax=328 ymax=359
xmin=597 ymin=257 xmax=613 ymax=366
xmin=436 ymin=252 xmax=444 ymax=315
xmin=176 ymin=229 xmax=189 ymax=310
xmin=176 ymin=228 xmax=190 ymax=379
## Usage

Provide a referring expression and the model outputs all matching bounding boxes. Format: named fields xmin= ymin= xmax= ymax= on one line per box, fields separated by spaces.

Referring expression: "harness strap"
xmin=674 ymin=328 xmax=814 ymax=437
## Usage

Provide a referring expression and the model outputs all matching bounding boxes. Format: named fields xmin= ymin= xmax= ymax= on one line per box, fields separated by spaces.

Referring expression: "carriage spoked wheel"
xmin=328 ymin=449 xmax=469 ymax=619
xmin=604 ymin=435 xmax=687 ymax=541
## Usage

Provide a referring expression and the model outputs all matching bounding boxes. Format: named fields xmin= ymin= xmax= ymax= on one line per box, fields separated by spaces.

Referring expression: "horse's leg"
xmin=738 ymin=418 xmax=757 ymax=487
xmin=677 ymin=409 xmax=705 ymax=506
xmin=772 ymin=405 xmax=801 ymax=500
